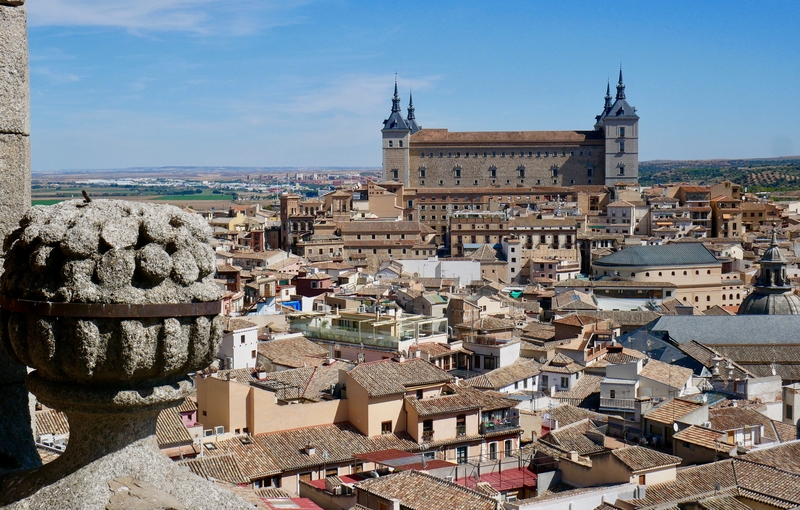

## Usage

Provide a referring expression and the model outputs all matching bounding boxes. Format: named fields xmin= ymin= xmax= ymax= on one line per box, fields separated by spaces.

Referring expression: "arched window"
xmin=696 ymin=270 xmax=699 ymax=275
xmin=683 ymin=271 xmax=687 ymax=275
xmin=658 ymin=272 xmax=662 ymax=277
xmin=388 ymin=140 xmax=393 ymax=147
xmin=707 ymin=296 xmax=711 ymax=302
xmin=671 ymin=271 xmax=675 ymax=276
xmin=707 ymin=270 xmax=711 ymax=274
xmin=399 ymin=140 xmax=403 ymax=147
xmin=646 ymin=272 xmax=650 ymax=277
xmin=694 ymin=296 xmax=699 ymax=302
xmin=737 ymin=293 xmax=740 ymax=299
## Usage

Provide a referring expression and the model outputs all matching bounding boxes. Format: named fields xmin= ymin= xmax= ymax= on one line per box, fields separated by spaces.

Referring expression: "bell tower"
xmin=599 ymin=68 xmax=639 ymax=186
xmin=381 ymin=78 xmax=411 ymax=185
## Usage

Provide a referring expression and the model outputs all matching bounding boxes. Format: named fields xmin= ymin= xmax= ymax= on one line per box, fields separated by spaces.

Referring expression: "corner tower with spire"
xmin=382 ymin=78 xmax=414 ymax=185
xmin=597 ymin=67 xmax=639 ymax=186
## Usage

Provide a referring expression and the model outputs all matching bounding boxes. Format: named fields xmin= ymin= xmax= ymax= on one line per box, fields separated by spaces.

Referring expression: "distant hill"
xmin=33 ymin=166 xmax=381 ymax=179
xmin=640 ymin=156 xmax=800 ymax=191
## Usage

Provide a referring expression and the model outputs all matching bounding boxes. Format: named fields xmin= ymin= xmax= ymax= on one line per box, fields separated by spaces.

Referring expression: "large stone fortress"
xmin=382 ymin=70 xmax=639 ymax=188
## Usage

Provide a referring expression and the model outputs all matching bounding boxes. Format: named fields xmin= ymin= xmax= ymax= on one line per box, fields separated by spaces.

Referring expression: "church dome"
xmin=738 ymin=227 xmax=800 ymax=315
xmin=738 ymin=290 xmax=800 ymax=315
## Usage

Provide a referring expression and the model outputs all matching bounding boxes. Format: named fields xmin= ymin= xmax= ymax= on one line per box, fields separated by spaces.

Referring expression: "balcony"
xmin=480 ymin=416 xmax=520 ymax=435
xmin=600 ymin=397 xmax=636 ymax=410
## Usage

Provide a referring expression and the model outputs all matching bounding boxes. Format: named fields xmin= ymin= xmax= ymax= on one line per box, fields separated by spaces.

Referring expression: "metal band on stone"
xmin=0 ymin=295 xmax=222 ymax=318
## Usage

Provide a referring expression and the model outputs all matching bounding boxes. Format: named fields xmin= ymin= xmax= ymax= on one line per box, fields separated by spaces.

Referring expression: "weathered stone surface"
xmin=136 ymin=243 xmax=172 ymax=283
xmin=107 ymin=476 xmax=187 ymax=510
xmin=0 ymin=3 xmax=28 ymax=135
xmin=0 ymin=134 xmax=30 ymax=244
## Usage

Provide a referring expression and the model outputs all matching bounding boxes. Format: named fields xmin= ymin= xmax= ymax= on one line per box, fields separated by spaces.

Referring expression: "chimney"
xmin=305 ymin=442 xmax=316 ymax=456
xmin=569 ymin=450 xmax=579 ymax=462
xmin=390 ymin=498 xmax=401 ymax=510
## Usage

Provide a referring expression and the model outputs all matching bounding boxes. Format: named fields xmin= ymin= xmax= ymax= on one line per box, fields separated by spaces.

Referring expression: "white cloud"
xmin=27 ymin=0 xmax=311 ymax=35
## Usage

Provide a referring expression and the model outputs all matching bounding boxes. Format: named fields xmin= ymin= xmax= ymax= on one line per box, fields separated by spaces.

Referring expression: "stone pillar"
xmin=0 ymin=0 xmax=37 ymax=476
xmin=0 ymin=201 xmax=251 ymax=509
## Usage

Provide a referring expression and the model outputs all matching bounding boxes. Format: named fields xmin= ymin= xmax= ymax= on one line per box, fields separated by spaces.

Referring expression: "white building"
xmin=217 ymin=318 xmax=259 ymax=370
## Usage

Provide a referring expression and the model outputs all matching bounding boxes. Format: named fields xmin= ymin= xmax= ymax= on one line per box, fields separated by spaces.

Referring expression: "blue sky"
xmin=28 ymin=0 xmax=800 ymax=172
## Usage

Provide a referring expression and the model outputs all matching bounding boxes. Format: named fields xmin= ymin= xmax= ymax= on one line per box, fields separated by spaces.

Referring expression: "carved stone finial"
xmin=0 ymin=200 xmax=250 ymax=509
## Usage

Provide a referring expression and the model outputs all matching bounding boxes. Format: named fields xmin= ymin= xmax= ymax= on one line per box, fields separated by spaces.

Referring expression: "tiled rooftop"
xmin=348 ymin=358 xmax=453 ymax=398
xmin=644 ymin=398 xmax=704 ymax=426
xmin=257 ymin=335 xmax=329 ymax=369
xmin=672 ymin=425 xmax=729 ymax=452
xmin=356 ymin=470 xmax=498 ymax=510
xmin=639 ymin=359 xmax=694 ymax=389
xmin=463 ymin=359 xmax=541 ymax=390
xmin=610 ymin=446 xmax=681 ymax=472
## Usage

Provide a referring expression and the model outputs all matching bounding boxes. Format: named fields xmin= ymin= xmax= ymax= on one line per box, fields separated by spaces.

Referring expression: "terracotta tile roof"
xmin=672 ymin=425 xmax=730 ymax=452
xmin=547 ymin=405 xmax=609 ymax=428
xmin=411 ymin=128 xmax=601 ymax=144
xmin=35 ymin=409 xmax=69 ymax=436
xmin=356 ymin=469 xmax=498 ymax=510
xmin=257 ymin=335 xmax=328 ymax=369
xmin=37 ymin=445 xmax=62 ymax=465
xmin=253 ymin=488 xmax=293 ymax=499
xmin=644 ymin=398 xmax=704 ymax=425
xmin=455 ymin=315 xmax=517 ymax=331
xmin=694 ymin=494 xmax=752 ymax=510
xmin=741 ymin=442 xmax=800 ymax=474
xmin=541 ymin=353 xmax=585 ymax=374
xmin=409 ymin=342 xmax=471 ymax=359
xmin=223 ymin=317 xmax=258 ymax=332
xmin=639 ymin=359 xmax=694 ymax=389
xmin=709 ymin=406 xmax=792 ymax=442
xmin=677 ymin=341 xmax=753 ymax=379
xmin=176 ymin=396 xmax=197 ymax=413
xmin=552 ymin=373 xmax=603 ymax=403
xmin=611 ymin=446 xmax=681 ymax=472
xmin=541 ymin=419 xmax=605 ymax=455
xmin=622 ymin=460 xmax=737 ymax=507
xmin=201 ymin=435 xmax=282 ymax=481
xmin=348 ymin=359 xmax=453 ymax=398
xmin=180 ymin=453 xmax=250 ymax=485
xmin=463 ymin=359 xmax=541 ymax=390
xmin=256 ymin=422 xmax=418 ymax=473
xmin=732 ymin=459 xmax=800 ymax=507
xmin=405 ymin=389 xmax=481 ymax=417
xmin=255 ymin=361 xmax=355 ymax=402
xmin=156 ymin=406 xmax=193 ymax=447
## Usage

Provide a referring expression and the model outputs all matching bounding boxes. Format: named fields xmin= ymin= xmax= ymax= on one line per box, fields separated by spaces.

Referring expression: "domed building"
xmin=738 ymin=229 xmax=800 ymax=315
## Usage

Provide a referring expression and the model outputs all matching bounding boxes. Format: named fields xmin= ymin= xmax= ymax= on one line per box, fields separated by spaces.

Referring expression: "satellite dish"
xmin=673 ymin=423 xmax=679 ymax=432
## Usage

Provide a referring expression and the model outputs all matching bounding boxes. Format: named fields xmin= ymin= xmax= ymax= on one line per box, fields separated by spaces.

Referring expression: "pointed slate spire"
xmin=391 ymin=76 xmax=401 ymax=113
xmin=616 ymin=66 xmax=626 ymax=100
xmin=604 ymin=80 xmax=612 ymax=111
xmin=407 ymin=90 xmax=421 ymax=134
xmin=383 ymin=76 xmax=410 ymax=131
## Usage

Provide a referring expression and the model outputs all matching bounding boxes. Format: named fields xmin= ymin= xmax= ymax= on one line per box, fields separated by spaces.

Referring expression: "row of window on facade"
xmin=419 ymin=150 xmax=593 ymax=158
xmin=418 ymin=165 xmax=596 ymax=179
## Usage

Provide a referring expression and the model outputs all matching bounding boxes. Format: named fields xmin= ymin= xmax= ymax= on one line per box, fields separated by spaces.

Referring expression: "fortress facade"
xmin=382 ymin=70 xmax=639 ymax=189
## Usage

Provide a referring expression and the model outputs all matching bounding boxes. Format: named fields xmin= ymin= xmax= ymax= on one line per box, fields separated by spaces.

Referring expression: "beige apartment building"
xmin=592 ymin=243 xmax=742 ymax=310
